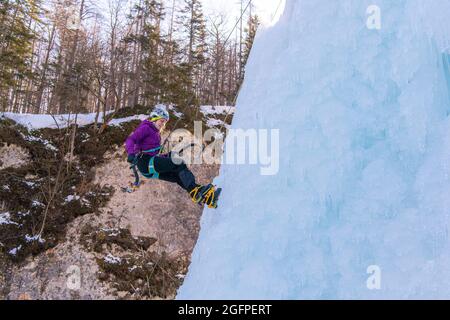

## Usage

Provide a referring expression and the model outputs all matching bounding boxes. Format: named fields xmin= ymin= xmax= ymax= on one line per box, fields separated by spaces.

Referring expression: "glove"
xmin=127 ymin=154 xmax=136 ymax=164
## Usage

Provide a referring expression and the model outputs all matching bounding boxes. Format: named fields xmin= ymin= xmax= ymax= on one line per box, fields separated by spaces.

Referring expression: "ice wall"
xmin=178 ymin=0 xmax=450 ymax=299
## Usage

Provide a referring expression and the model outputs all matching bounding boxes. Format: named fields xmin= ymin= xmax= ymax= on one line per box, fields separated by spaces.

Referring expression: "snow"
xmin=0 ymin=212 xmax=18 ymax=226
xmin=129 ymin=265 xmax=139 ymax=272
xmin=65 ymin=195 xmax=80 ymax=203
xmin=101 ymin=228 xmax=120 ymax=237
xmin=178 ymin=0 xmax=450 ymax=299
xmin=200 ymin=105 xmax=235 ymax=116
xmin=18 ymin=211 xmax=30 ymax=217
xmin=172 ymin=111 xmax=183 ymax=118
xmin=25 ymin=234 xmax=45 ymax=244
xmin=8 ymin=245 xmax=22 ymax=256
xmin=206 ymin=118 xmax=228 ymax=129
xmin=64 ymin=194 xmax=90 ymax=206
xmin=109 ymin=115 xmax=148 ymax=126
xmin=0 ymin=111 xmax=149 ymax=130
xmin=1 ymin=112 xmax=111 ymax=130
xmin=21 ymin=133 xmax=58 ymax=151
xmin=168 ymin=105 xmax=184 ymax=118
xmin=1 ymin=107 xmax=233 ymax=130
xmin=31 ymin=200 xmax=44 ymax=207
xmin=201 ymin=105 xmax=235 ymax=128
xmin=104 ymin=254 xmax=122 ymax=265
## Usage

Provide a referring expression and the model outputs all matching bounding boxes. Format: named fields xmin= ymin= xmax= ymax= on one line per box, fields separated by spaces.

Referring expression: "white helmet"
xmin=150 ymin=104 xmax=170 ymax=122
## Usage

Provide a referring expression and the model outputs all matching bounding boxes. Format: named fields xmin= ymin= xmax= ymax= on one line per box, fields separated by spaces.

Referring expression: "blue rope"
xmin=142 ymin=146 xmax=162 ymax=154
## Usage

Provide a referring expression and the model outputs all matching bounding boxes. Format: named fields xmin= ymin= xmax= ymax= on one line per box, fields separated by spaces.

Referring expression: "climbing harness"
xmin=139 ymin=146 xmax=162 ymax=180
xmin=123 ymin=146 xmax=162 ymax=193
xmin=141 ymin=155 xmax=159 ymax=179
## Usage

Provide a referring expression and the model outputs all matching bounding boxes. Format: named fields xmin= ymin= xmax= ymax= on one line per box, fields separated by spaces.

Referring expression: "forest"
xmin=0 ymin=0 xmax=259 ymax=115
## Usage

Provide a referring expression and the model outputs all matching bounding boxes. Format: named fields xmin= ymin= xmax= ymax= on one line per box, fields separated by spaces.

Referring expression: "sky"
xmin=90 ymin=0 xmax=286 ymax=37
xmin=202 ymin=0 xmax=286 ymax=27
xmin=93 ymin=0 xmax=285 ymax=26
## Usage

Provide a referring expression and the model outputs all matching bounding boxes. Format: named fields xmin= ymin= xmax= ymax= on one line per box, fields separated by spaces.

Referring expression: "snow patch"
xmin=22 ymin=133 xmax=58 ymax=151
xmin=31 ymin=200 xmax=44 ymax=208
xmin=24 ymin=181 xmax=36 ymax=187
xmin=65 ymin=195 xmax=80 ymax=203
xmin=104 ymin=254 xmax=122 ymax=265
xmin=206 ymin=118 xmax=228 ymax=129
xmin=18 ymin=210 xmax=30 ymax=217
xmin=8 ymin=245 xmax=22 ymax=256
xmin=200 ymin=106 xmax=235 ymax=116
xmin=0 ymin=212 xmax=18 ymax=226
xmin=25 ymin=234 xmax=45 ymax=244
xmin=129 ymin=265 xmax=139 ymax=272
xmin=101 ymin=228 xmax=120 ymax=237
xmin=109 ymin=115 xmax=148 ymax=126
xmin=168 ymin=105 xmax=183 ymax=118
xmin=0 ymin=112 xmax=112 ymax=130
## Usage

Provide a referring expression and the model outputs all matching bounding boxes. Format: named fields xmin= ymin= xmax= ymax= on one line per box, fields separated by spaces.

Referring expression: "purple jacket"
xmin=125 ymin=120 xmax=162 ymax=157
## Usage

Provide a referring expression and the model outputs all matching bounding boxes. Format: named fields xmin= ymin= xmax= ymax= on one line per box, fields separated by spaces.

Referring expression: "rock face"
xmin=0 ymin=144 xmax=29 ymax=170
xmin=94 ymin=152 xmax=219 ymax=256
xmin=4 ymin=219 xmax=115 ymax=300
xmin=1 ymin=151 xmax=219 ymax=300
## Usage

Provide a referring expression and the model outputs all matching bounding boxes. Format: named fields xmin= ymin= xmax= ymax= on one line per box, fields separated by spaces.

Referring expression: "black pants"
xmin=136 ymin=154 xmax=198 ymax=193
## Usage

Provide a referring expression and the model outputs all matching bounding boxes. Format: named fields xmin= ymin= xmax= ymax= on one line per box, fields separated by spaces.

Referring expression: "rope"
xmin=160 ymin=94 xmax=196 ymax=153
xmin=272 ymin=0 xmax=284 ymax=23
xmin=224 ymin=0 xmax=253 ymax=48
xmin=217 ymin=0 xmax=284 ymax=135
xmin=210 ymin=0 xmax=254 ymax=136
xmin=161 ymin=0 xmax=254 ymax=154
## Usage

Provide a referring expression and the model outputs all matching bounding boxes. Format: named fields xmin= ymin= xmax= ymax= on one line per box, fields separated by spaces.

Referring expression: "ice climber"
xmin=125 ymin=105 xmax=221 ymax=209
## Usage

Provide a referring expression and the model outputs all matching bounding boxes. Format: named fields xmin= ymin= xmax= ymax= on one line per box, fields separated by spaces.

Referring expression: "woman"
xmin=125 ymin=106 xmax=221 ymax=208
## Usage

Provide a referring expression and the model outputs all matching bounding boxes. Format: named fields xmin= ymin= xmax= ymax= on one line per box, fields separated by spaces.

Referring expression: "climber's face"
xmin=155 ymin=118 xmax=168 ymax=130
